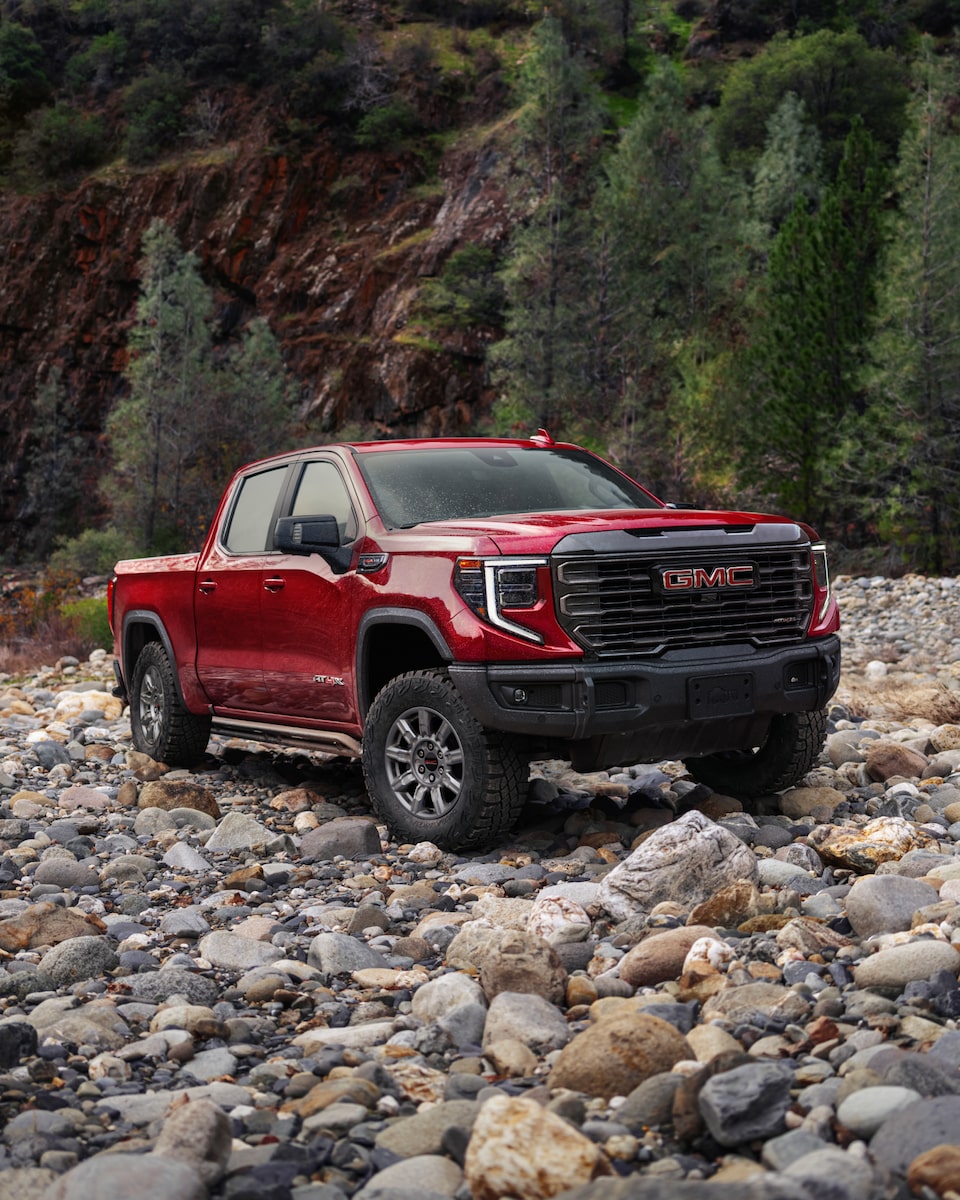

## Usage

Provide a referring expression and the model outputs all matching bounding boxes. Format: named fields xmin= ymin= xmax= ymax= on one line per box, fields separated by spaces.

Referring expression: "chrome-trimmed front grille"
xmin=554 ymin=547 xmax=813 ymax=656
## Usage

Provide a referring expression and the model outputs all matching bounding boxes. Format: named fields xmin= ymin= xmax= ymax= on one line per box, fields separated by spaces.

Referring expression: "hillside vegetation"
xmin=1 ymin=0 xmax=959 ymax=581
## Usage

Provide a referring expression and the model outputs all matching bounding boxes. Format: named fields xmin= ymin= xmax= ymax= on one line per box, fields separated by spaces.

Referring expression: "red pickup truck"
xmin=108 ymin=434 xmax=840 ymax=849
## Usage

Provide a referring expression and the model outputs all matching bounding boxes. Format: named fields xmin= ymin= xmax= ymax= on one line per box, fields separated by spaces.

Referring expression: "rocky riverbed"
xmin=1 ymin=574 xmax=960 ymax=1200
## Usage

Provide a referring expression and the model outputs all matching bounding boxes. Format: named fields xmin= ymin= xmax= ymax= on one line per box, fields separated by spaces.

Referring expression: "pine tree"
xmin=589 ymin=61 xmax=748 ymax=496
xmin=106 ymin=220 xmax=294 ymax=552
xmin=751 ymin=92 xmax=823 ymax=237
xmin=18 ymin=366 xmax=86 ymax=560
xmin=868 ymin=43 xmax=960 ymax=572
xmin=106 ymin=219 xmax=213 ymax=552
xmin=488 ymin=14 xmax=604 ymax=432
xmin=740 ymin=119 xmax=885 ymax=529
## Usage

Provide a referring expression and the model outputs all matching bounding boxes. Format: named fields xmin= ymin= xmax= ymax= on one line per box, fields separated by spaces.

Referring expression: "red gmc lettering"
xmin=662 ymin=565 xmax=755 ymax=590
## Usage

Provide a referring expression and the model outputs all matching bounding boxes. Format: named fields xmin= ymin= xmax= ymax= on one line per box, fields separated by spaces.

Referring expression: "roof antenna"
xmin=531 ymin=428 xmax=555 ymax=446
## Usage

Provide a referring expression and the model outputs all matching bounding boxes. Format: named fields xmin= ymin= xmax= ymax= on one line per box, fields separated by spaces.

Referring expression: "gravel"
xmin=0 ymin=573 xmax=958 ymax=1199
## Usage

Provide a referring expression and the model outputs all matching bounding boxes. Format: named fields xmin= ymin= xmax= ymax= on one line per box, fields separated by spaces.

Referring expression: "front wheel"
xmin=685 ymin=708 xmax=828 ymax=797
xmin=362 ymin=669 xmax=527 ymax=850
xmin=129 ymin=641 xmax=212 ymax=766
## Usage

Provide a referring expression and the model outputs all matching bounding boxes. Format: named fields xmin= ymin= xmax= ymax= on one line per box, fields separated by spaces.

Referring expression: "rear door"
xmin=194 ymin=464 xmax=291 ymax=710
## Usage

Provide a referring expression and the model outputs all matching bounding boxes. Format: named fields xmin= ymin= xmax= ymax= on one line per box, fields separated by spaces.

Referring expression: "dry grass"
xmin=840 ymin=680 xmax=960 ymax=725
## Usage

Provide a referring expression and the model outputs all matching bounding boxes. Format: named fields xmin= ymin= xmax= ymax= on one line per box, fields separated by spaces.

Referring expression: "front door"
xmin=259 ymin=458 xmax=360 ymax=726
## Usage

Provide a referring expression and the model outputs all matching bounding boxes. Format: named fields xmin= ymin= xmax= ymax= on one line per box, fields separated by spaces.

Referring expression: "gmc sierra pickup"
xmin=108 ymin=433 xmax=841 ymax=849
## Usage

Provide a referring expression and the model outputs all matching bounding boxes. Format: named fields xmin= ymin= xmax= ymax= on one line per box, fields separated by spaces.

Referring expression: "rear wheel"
xmin=685 ymin=708 xmax=828 ymax=797
xmin=129 ymin=641 xmax=212 ymax=766
xmin=362 ymin=669 xmax=527 ymax=850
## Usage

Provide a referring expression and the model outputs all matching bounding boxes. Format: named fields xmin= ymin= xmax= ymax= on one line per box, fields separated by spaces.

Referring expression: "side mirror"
xmin=274 ymin=514 xmax=353 ymax=574
xmin=275 ymin=514 xmax=340 ymax=553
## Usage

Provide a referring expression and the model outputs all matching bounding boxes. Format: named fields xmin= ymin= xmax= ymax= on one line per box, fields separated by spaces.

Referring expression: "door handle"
xmin=264 ymin=577 xmax=285 ymax=592
xmin=198 ymin=580 xmax=217 ymax=594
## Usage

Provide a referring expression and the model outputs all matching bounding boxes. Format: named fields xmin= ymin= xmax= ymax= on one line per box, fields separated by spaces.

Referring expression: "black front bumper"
xmin=448 ymin=635 xmax=841 ymax=769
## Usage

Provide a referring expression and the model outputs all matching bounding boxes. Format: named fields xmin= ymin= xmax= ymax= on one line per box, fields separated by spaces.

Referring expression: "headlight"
xmin=811 ymin=543 xmax=831 ymax=620
xmin=455 ymin=557 xmax=547 ymax=643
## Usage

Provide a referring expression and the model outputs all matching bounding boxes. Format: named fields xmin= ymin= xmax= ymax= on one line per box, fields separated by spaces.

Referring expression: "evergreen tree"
xmin=106 ymin=220 xmax=294 ymax=552
xmin=18 ymin=366 xmax=85 ymax=560
xmin=751 ymin=92 xmax=823 ymax=237
xmin=488 ymin=14 xmax=604 ymax=432
xmin=106 ymin=219 xmax=213 ymax=552
xmin=868 ymin=43 xmax=960 ymax=572
xmin=590 ymin=61 xmax=748 ymax=496
xmin=740 ymin=119 xmax=885 ymax=529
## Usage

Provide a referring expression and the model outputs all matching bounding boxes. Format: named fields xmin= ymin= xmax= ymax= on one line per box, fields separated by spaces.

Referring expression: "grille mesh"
xmin=554 ymin=548 xmax=813 ymax=656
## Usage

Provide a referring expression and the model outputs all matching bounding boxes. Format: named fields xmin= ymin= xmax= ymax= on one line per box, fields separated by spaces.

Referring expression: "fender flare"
xmin=356 ymin=608 xmax=453 ymax=716
xmin=121 ymin=611 xmax=193 ymax=709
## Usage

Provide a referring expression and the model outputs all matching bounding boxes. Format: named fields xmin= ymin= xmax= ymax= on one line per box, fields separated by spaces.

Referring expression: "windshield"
xmin=357 ymin=445 xmax=661 ymax=528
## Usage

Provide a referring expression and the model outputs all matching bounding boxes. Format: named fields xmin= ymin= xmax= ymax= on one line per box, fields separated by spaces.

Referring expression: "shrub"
xmin=65 ymin=31 xmax=129 ymax=95
xmin=61 ymin=596 xmax=112 ymax=651
xmin=11 ymin=104 xmax=107 ymax=186
xmin=122 ymin=70 xmax=188 ymax=165
xmin=49 ymin=527 xmax=140 ymax=578
xmin=0 ymin=22 xmax=51 ymax=117
xmin=417 ymin=244 xmax=504 ymax=328
xmin=354 ymin=99 xmax=421 ymax=149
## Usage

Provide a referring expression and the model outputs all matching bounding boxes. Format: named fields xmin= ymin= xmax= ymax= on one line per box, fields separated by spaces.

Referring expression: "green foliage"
xmin=0 ymin=20 xmax=50 ymax=116
xmin=751 ymin=92 xmax=823 ymax=236
xmin=122 ymin=69 xmax=188 ymax=165
xmin=105 ymin=220 xmax=294 ymax=552
xmin=715 ymin=29 xmax=908 ymax=172
xmin=490 ymin=15 xmax=605 ymax=430
xmin=49 ymin=526 xmax=140 ymax=576
xmin=64 ymin=30 xmax=127 ymax=94
xmin=738 ymin=119 xmax=886 ymax=529
xmin=417 ymin=244 xmax=504 ymax=329
xmin=866 ymin=41 xmax=960 ymax=572
xmin=18 ymin=367 xmax=87 ymax=560
xmin=61 ymin=595 xmax=112 ymax=649
xmin=11 ymin=103 xmax=106 ymax=184
xmin=354 ymin=99 xmax=422 ymax=149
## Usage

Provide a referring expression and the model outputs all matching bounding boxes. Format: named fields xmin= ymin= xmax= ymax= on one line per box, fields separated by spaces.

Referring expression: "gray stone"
xmin=783 ymin=1145 xmax=887 ymax=1200
xmin=374 ymin=1100 xmax=480 ymax=1157
xmin=481 ymin=991 xmax=570 ymax=1052
xmin=307 ymin=931 xmax=389 ymax=978
xmin=42 ymin=1153 xmax=205 ymax=1200
xmin=205 ymin=810 xmax=287 ymax=853
xmin=180 ymin=1046 xmax=238 ymax=1081
xmin=616 ymin=1073 xmax=683 ymax=1132
xmin=698 ymin=1061 xmax=794 ymax=1147
xmin=32 ymin=858 xmax=98 ymax=889
xmin=197 ymin=930 xmax=282 ymax=972
xmin=844 ymin=874 xmax=940 ymax=937
xmin=0 ymin=1168 xmax=55 ymax=1200
xmin=159 ymin=907 xmax=211 ymax=939
xmin=353 ymin=1154 xmax=462 ymax=1198
xmin=870 ymin=1096 xmax=960 ymax=1177
xmin=38 ymin=935 xmax=118 ymax=986
xmin=162 ymin=842 xmax=213 ymax=871
xmin=151 ymin=1096 xmax=232 ymax=1185
xmin=300 ymin=816 xmax=383 ymax=860
xmin=760 ymin=1129 xmax=829 ymax=1171
xmin=853 ymin=940 xmax=960 ymax=991
xmin=837 ymin=1085 xmax=922 ymax=1139
xmin=123 ymin=969 xmax=220 ymax=1007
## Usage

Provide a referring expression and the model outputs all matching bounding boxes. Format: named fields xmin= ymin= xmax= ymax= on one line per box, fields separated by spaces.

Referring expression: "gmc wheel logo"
xmin=660 ymin=564 xmax=756 ymax=591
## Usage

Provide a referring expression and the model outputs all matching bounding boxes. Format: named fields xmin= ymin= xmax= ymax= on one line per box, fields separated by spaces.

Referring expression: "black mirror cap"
xmin=275 ymin=514 xmax=340 ymax=554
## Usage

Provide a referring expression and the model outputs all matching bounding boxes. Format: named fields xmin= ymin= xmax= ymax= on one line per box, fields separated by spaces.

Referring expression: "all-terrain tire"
xmin=362 ymin=669 xmax=527 ymax=850
xmin=129 ymin=641 xmax=212 ymax=766
xmin=685 ymin=708 xmax=828 ymax=797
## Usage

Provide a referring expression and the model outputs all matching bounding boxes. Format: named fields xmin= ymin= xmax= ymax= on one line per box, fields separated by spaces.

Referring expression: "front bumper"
xmin=448 ymin=635 xmax=841 ymax=768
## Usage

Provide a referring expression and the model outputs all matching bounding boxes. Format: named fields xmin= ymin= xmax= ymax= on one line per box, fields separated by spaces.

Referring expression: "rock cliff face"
xmin=0 ymin=103 xmax=511 ymax=556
